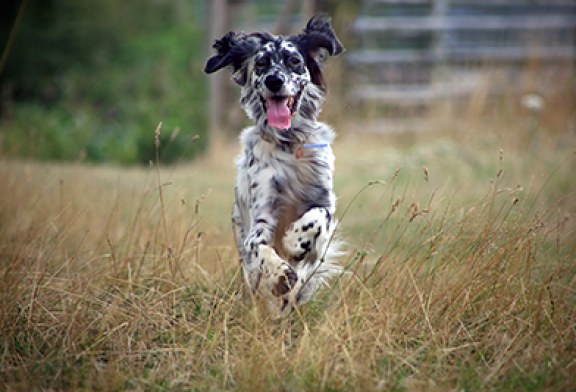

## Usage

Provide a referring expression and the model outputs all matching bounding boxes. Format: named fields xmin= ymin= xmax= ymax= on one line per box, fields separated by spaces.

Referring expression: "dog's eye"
xmin=254 ymin=57 xmax=268 ymax=68
xmin=288 ymin=56 xmax=302 ymax=67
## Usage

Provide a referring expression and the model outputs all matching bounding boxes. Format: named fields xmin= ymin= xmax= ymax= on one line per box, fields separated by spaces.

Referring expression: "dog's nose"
xmin=264 ymin=74 xmax=284 ymax=93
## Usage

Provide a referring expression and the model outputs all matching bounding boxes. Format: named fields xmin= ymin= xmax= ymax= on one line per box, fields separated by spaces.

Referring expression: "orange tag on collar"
xmin=295 ymin=145 xmax=304 ymax=159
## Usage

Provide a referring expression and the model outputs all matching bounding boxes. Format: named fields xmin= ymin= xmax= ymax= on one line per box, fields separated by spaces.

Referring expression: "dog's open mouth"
xmin=263 ymin=95 xmax=298 ymax=130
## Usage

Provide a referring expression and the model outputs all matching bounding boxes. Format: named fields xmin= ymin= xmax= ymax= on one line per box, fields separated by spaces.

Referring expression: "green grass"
xmin=0 ymin=119 xmax=574 ymax=390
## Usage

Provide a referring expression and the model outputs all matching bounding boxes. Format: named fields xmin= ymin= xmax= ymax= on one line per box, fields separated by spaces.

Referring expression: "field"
xmin=1 ymin=113 xmax=575 ymax=390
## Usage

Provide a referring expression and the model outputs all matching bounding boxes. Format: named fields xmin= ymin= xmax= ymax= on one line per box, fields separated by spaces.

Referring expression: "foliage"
xmin=0 ymin=0 xmax=208 ymax=164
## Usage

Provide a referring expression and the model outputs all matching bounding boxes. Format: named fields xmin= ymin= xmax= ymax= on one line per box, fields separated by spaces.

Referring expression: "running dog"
xmin=205 ymin=15 xmax=344 ymax=317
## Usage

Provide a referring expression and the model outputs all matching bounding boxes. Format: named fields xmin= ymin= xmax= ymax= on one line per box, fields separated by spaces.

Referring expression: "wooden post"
xmin=432 ymin=0 xmax=448 ymax=64
xmin=302 ymin=0 xmax=318 ymax=22
xmin=432 ymin=0 xmax=449 ymax=110
xmin=275 ymin=0 xmax=300 ymax=35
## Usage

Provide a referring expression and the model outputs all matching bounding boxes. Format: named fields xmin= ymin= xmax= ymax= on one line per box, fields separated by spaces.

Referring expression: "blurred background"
xmin=1 ymin=0 xmax=574 ymax=165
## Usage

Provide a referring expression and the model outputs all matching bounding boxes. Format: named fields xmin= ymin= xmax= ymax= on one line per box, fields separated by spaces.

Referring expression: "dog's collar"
xmin=295 ymin=142 xmax=329 ymax=159
xmin=259 ymin=128 xmax=329 ymax=158
xmin=302 ymin=143 xmax=329 ymax=149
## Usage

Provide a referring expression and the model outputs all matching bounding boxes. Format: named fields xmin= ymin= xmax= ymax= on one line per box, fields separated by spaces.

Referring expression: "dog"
xmin=204 ymin=15 xmax=344 ymax=317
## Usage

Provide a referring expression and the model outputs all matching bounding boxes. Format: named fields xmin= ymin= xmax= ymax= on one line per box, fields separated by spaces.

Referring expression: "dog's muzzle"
xmin=262 ymin=74 xmax=298 ymax=130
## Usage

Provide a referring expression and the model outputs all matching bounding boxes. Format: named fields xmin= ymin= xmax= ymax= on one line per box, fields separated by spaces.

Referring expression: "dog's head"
xmin=205 ymin=15 xmax=344 ymax=131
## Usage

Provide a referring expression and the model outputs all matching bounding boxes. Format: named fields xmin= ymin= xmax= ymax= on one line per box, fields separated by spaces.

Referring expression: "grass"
xmin=0 ymin=110 xmax=575 ymax=391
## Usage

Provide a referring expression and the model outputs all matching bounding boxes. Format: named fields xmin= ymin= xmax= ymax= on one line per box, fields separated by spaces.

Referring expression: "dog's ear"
xmin=300 ymin=14 xmax=344 ymax=57
xmin=204 ymin=32 xmax=260 ymax=84
xmin=290 ymin=14 xmax=344 ymax=89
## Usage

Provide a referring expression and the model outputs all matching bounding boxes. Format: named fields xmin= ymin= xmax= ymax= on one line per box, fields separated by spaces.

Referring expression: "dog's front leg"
xmin=245 ymin=221 xmax=299 ymax=301
xmin=242 ymin=160 xmax=279 ymax=257
xmin=246 ymin=227 xmax=299 ymax=313
xmin=282 ymin=206 xmax=334 ymax=263
xmin=242 ymin=169 xmax=299 ymax=303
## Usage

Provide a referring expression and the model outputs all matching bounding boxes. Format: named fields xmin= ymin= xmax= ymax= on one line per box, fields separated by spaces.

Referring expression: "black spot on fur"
xmin=293 ymin=253 xmax=307 ymax=262
xmin=311 ymin=159 xmax=330 ymax=169
xmin=314 ymin=227 xmax=322 ymax=241
xmin=272 ymin=268 xmax=298 ymax=296
xmin=301 ymin=221 xmax=316 ymax=232
xmin=272 ymin=176 xmax=285 ymax=194
xmin=303 ymin=185 xmax=331 ymax=211
xmin=299 ymin=98 xmax=316 ymax=120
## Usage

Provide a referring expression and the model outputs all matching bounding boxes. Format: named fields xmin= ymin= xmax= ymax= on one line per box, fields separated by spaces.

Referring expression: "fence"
xmin=346 ymin=0 xmax=576 ymax=131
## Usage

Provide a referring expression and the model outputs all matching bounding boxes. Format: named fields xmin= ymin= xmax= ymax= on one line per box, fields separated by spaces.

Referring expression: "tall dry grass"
xmin=1 ymin=90 xmax=575 ymax=390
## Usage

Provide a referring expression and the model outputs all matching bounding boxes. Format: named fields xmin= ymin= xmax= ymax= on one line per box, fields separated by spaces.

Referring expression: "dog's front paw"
xmin=282 ymin=228 xmax=315 ymax=261
xmin=258 ymin=245 xmax=298 ymax=297
xmin=282 ymin=208 xmax=329 ymax=261
xmin=271 ymin=266 xmax=298 ymax=296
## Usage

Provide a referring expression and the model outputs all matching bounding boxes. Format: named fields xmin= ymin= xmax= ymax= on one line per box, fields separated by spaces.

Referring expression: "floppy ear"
xmin=290 ymin=14 xmax=344 ymax=89
xmin=204 ymin=32 xmax=260 ymax=84
xmin=300 ymin=14 xmax=344 ymax=57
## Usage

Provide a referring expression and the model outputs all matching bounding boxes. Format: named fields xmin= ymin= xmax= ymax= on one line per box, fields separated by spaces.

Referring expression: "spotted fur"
xmin=205 ymin=15 xmax=344 ymax=317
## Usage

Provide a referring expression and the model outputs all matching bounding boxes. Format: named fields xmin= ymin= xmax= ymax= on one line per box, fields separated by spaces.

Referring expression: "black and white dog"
xmin=205 ymin=15 xmax=344 ymax=317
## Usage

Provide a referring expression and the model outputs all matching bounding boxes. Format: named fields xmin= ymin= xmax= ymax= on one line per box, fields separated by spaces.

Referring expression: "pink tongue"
xmin=266 ymin=98 xmax=291 ymax=129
